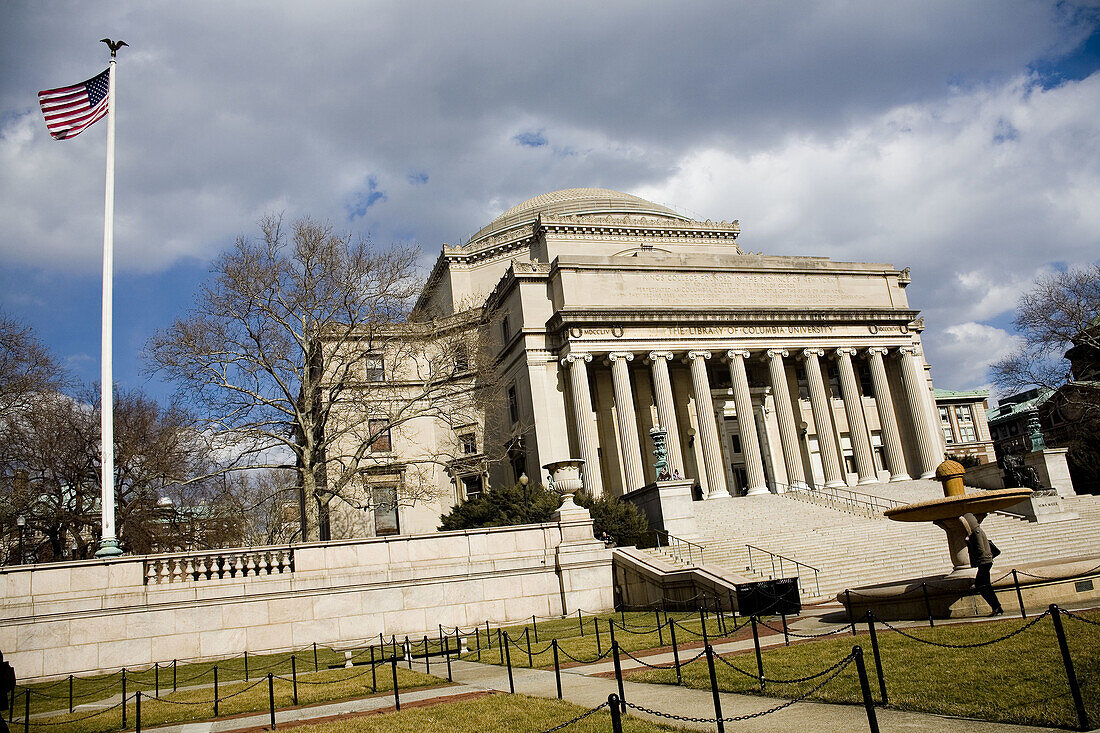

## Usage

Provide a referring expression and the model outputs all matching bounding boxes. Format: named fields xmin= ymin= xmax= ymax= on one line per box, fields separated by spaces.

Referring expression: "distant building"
xmin=934 ymin=388 xmax=995 ymax=464
xmin=987 ymin=388 xmax=1053 ymax=460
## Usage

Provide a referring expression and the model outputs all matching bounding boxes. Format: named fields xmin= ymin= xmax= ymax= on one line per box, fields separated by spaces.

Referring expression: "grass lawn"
xmin=18 ymin=643 xmax=363 ymax=718
xmin=628 ymin=610 xmax=1100 ymax=729
xmin=269 ymin=692 xmax=690 ymax=733
xmin=31 ymin=665 xmax=442 ymax=733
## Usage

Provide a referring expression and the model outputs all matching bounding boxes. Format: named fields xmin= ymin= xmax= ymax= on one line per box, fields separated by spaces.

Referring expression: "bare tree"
xmin=992 ymin=264 xmax=1100 ymax=492
xmin=149 ymin=216 xmax=498 ymax=540
xmin=991 ymin=264 xmax=1100 ymax=395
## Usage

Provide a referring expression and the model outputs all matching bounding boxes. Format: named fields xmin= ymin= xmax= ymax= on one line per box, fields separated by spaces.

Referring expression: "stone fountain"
xmin=837 ymin=460 xmax=1042 ymax=619
xmin=883 ymin=460 xmax=1032 ymax=575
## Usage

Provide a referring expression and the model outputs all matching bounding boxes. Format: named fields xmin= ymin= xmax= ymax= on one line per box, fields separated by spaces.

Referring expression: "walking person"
xmin=961 ymin=513 xmax=1003 ymax=616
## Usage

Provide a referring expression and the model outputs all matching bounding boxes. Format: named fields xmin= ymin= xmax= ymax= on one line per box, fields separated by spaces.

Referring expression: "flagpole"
xmin=95 ymin=44 xmax=123 ymax=558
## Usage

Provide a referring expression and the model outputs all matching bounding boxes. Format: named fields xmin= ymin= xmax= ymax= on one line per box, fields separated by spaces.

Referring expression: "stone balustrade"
xmin=143 ymin=547 xmax=295 ymax=585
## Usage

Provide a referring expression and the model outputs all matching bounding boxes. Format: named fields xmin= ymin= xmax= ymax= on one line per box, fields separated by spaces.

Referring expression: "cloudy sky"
xmin=1 ymin=1 xmax=1098 ymax=403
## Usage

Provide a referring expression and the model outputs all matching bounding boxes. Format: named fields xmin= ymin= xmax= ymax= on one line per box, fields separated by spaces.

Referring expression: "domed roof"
xmin=466 ymin=188 xmax=690 ymax=246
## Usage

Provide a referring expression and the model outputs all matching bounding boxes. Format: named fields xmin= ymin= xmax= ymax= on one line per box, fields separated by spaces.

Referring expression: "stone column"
xmin=687 ymin=351 xmax=729 ymax=499
xmin=801 ymin=348 xmax=846 ymax=488
xmin=608 ymin=352 xmax=646 ymax=492
xmin=898 ymin=346 xmax=941 ymax=479
xmin=866 ymin=347 xmax=910 ymax=481
xmin=727 ymin=350 xmax=768 ymax=495
xmin=835 ymin=348 xmax=877 ymax=485
xmin=562 ymin=353 xmax=604 ymax=494
xmin=647 ymin=351 xmax=685 ymax=477
xmin=765 ymin=349 xmax=807 ymax=490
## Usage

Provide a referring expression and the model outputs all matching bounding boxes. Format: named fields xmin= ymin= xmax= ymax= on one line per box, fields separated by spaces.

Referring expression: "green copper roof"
xmin=933 ymin=388 xmax=990 ymax=399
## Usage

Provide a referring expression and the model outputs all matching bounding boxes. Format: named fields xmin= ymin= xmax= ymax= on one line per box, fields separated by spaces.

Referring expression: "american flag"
xmin=38 ymin=68 xmax=110 ymax=140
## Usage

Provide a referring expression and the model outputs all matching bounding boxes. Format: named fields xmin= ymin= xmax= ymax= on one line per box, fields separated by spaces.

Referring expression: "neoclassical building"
xmin=408 ymin=188 xmax=942 ymax=508
xmin=344 ymin=188 xmax=947 ymax=536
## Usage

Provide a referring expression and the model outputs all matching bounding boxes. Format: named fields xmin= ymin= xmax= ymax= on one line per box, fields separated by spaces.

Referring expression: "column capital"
xmin=801 ymin=348 xmax=825 ymax=359
xmin=835 ymin=347 xmax=858 ymax=358
xmin=685 ymin=350 xmax=712 ymax=361
xmin=765 ymin=348 xmax=789 ymax=359
xmin=865 ymin=346 xmax=890 ymax=357
xmin=726 ymin=349 xmax=751 ymax=360
xmin=607 ymin=351 xmax=634 ymax=363
xmin=561 ymin=353 xmax=593 ymax=366
xmin=646 ymin=351 xmax=675 ymax=362
xmin=897 ymin=345 xmax=921 ymax=358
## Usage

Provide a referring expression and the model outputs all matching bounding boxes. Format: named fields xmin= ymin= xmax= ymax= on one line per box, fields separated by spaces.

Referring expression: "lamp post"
xmin=16 ymin=515 xmax=26 ymax=565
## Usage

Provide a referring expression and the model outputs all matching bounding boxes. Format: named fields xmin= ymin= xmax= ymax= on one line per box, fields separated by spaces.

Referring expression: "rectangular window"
xmin=454 ymin=344 xmax=470 ymax=372
xmin=369 ymin=418 xmax=392 ymax=452
xmin=943 ymin=427 xmax=955 ymax=444
xmin=508 ymin=385 xmax=519 ymax=425
xmin=954 ymin=405 xmax=973 ymax=424
xmin=362 ymin=355 xmax=384 ymax=382
xmin=959 ymin=425 xmax=976 ymax=443
xmin=501 ymin=315 xmax=511 ymax=343
xmin=371 ymin=484 xmax=400 ymax=537
xmin=460 ymin=432 xmax=477 ymax=454
xmin=461 ymin=475 xmax=483 ymax=501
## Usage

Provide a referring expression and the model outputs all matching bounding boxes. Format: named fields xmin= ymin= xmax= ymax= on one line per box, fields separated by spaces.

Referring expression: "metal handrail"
xmin=775 ymin=481 xmax=904 ymax=517
xmin=746 ymin=544 xmax=821 ymax=597
xmin=652 ymin=529 xmax=706 ymax=566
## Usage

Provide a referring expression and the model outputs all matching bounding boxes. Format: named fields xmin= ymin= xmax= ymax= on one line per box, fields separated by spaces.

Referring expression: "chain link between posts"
xmin=622 ymin=651 xmax=856 ymax=724
xmin=876 ymin=610 xmax=1050 ymax=648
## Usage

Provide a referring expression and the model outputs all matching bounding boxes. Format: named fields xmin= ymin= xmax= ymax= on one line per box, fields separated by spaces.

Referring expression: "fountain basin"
xmin=883 ymin=487 xmax=1035 ymax=522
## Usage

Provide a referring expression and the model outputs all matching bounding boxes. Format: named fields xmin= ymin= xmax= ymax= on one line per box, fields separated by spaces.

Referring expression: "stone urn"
xmin=543 ymin=458 xmax=585 ymax=512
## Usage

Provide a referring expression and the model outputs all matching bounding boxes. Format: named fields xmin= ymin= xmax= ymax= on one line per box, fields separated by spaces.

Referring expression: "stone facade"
xmin=0 ymin=517 xmax=611 ymax=679
xmin=934 ymin=388 xmax=996 ymax=464
xmin=333 ymin=188 xmax=949 ymax=536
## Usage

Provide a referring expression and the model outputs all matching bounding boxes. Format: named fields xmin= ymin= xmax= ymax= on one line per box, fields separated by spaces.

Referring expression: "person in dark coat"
xmin=961 ymin=512 xmax=1003 ymax=616
xmin=0 ymin=649 xmax=14 ymax=733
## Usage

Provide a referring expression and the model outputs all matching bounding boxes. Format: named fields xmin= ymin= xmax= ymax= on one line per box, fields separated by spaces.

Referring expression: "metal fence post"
xmin=612 ymin=641 xmax=626 ymax=707
xmin=1013 ymin=569 xmax=1027 ymax=618
xmin=854 ymin=647 xmax=880 ymax=733
xmin=594 ymin=618 xmax=602 ymax=657
xmin=526 ymin=627 xmax=533 ymax=667
xmin=750 ymin=616 xmax=765 ymax=691
xmin=781 ymin=613 xmax=789 ymax=646
xmin=578 ymin=609 xmax=584 ymax=636
xmin=291 ymin=655 xmax=298 ymax=705
xmin=669 ymin=618 xmax=682 ymax=685
xmin=370 ymin=647 xmax=376 ymax=692
xmin=122 ymin=668 xmax=127 ymax=728
xmin=172 ymin=659 xmax=177 ymax=692
xmin=213 ymin=664 xmax=219 ymax=717
xmin=553 ymin=640 xmax=562 ymax=699
xmin=423 ymin=635 xmax=430 ymax=674
xmin=655 ymin=609 xmax=664 ymax=646
xmin=313 ymin=641 xmax=319 ymax=671
xmin=244 ymin=650 xmax=249 ymax=681
xmin=135 ymin=691 xmax=141 ymax=733
xmin=445 ymin=636 xmax=452 ymax=682
xmin=1050 ymin=605 xmax=1089 ymax=731
xmin=503 ymin=632 xmax=515 ymax=693
xmin=391 ymin=656 xmax=400 ymax=711
xmin=268 ymin=673 xmax=276 ymax=729
xmin=865 ymin=611 xmax=887 ymax=706
xmin=154 ymin=663 xmax=159 ymax=698
xmin=705 ymin=644 xmax=725 ymax=733
xmin=68 ymin=674 xmax=73 ymax=712
xmin=608 ymin=693 xmax=624 ymax=733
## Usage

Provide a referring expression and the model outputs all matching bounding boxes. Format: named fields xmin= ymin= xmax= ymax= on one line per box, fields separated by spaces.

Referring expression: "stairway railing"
xmin=652 ymin=529 xmax=705 ymax=566
xmin=746 ymin=544 xmax=821 ymax=597
xmin=776 ymin=480 xmax=904 ymax=518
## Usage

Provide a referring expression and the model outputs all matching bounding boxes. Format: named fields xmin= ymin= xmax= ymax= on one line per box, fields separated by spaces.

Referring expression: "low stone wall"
xmin=613 ymin=548 xmax=750 ymax=612
xmin=0 ymin=517 xmax=612 ymax=680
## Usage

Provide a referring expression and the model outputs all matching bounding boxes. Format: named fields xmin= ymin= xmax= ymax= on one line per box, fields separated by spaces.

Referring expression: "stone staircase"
xmin=683 ymin=480 xmax=1100 ymax=601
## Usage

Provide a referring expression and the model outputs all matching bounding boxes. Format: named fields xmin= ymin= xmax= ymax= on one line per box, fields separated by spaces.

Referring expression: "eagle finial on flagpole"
xmin=100 ymin=38 xmax=128 ymax=57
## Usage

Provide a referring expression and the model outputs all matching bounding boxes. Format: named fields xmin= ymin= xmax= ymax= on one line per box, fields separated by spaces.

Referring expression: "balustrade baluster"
xmin=258 ymin=553 xmax=269 ymax=574
xmin=245 ymin=554 xmax=256 ymax=576
xmin=146 ymin=563 xmax=158 ymax=584
xmin=234 ymin=555 xmax=244 ymax=577
xmin=159 ymin=560 xmax=171 ymax=584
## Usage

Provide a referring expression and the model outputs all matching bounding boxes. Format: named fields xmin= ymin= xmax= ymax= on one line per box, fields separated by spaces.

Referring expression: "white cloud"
xmin=928 ymin=322 xmax=1022 ymax=389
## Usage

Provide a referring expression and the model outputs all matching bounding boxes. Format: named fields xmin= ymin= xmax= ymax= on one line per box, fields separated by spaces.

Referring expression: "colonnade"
xmin=561 ymin=345 xmax=941 ymax=498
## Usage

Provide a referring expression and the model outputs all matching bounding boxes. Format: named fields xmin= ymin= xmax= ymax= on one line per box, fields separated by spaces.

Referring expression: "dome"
xmin=466 ymin=188 xmax=690 ymax=246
